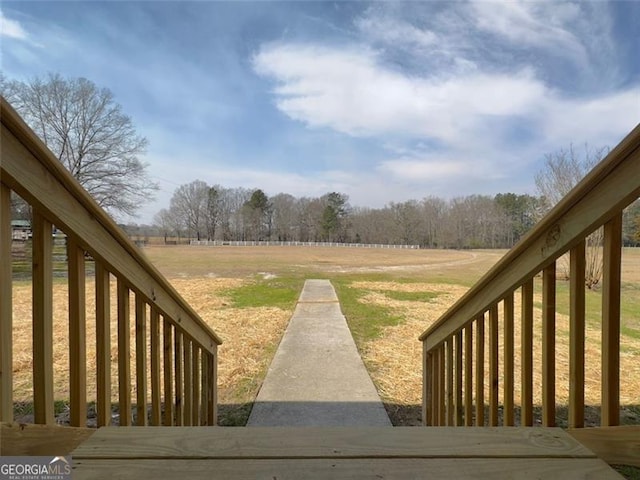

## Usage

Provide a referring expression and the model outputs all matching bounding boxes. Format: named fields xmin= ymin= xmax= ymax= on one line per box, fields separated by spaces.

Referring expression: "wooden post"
xmin=183 ymin=337 xmax=192 ymax=426
xmin=150 ymin=307 xmax=162 ymax=426
xmin=32 ymin=211 xmax=54 ymax=425
xmin=542 ymin=263 xmax=556 ymax=427
xmin=569 ymin=241 xmax=586 ymax=428
xmin=475 ymin=314 xmax=485 ymax=427
xmin=503 ymin=293 xmax=515 ymax=426
xmin=464 ymin=324 xmax=473 ymax=426
xmin=163 ymin=319 xmax=173 ymax=426
xmin=431 ymin=346 xmax=439 ymax=425
xmin=423 ymin=344 xmax=432 ymax=426
xmin=192 ymin=345 xmax=200 ymax=426
xmin=95 ymin=262 xmax=111 ymax=427
xmin=0 ymin=184 xmax=13 ymax=421
xmin=200 ymin=349 xmax=208 ymax=425
xmin=174 ymin=330 xmax=183 ymax=426
xmin=489 ymin=304 xmax=499 ymax=426
xmin=438 ymin=346 xmax=445 ymax=426
xmin=68 ymin=236 xmax=87 ymax=427
xmin=117 ymin=279 xmax=131 ymax=426
xmin=207 ymin=347 xmax=217 ymax=426
xmin=454 ymin=331 xmax=463 ymax=426
xmin=602 ymin=215 xmax=622 ymax=426
xmin=521 ymin=279 xmax=534 ymax=427
xmin=446 ymin=338 xmax=454 ymax=426
xmin=135 ymin=295 xmax=147 ymax=426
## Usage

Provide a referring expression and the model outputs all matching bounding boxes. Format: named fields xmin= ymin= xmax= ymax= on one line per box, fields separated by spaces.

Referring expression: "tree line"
xmin=153 ymin=181 xmax=547 ymax=249
xmin=152 ymin=176 xmax=640 ymax=250
xmin=4 ymin=73 xmax=639 ymax=253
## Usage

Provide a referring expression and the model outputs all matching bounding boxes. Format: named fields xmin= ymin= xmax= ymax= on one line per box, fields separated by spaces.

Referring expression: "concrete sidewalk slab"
xmin=247 ymin=279 xmax=391 ymax=426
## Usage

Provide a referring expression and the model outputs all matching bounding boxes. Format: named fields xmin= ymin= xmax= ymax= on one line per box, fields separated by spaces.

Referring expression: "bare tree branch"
xmin=1 ymin=73 xmax=157 ymax=217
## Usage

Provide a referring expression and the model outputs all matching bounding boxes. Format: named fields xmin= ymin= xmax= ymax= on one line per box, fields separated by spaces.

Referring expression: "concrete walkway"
xmin=247 ymin=279 xmax=391 ymax=426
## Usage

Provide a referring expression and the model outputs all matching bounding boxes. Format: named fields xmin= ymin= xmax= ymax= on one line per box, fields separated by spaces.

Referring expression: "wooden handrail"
xmin=1 ymin=98 xmax=222 ymax=350
xmin=420 ymin=123 xmax=640 ymax=348
xmin=1 ymin=96 xmax=220 ymax=426
xmin=421 ymin=123 xmax=640 ymax=428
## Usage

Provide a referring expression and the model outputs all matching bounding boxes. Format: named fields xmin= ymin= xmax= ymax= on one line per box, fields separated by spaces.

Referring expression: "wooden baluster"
xmin=150 ymin=307 xmax=162 ymax=426
xmin=117 ymin=279 xmax=131 ymax=426
xmin=95 ymin=262 xmax=111 ymax=427
xmin=174 ymin=329 xmax=183 ymax=426
xmin=475 ymin=314 xmax=485 ymax=426
xmin=521 ymin=279 xmax=534 ymax=426
xmin=464 ymin=324 xmax=473 ymax=426
xmin=569 ymin=241 xmax=586 ymax=428
xmin=602 ymin=214 xmax=622 ymax=426
xmin=163 ymin=319 xmax=173 ymax=426
xmin=32 ymin=211 xmax=54 ymax=425
xmin=135 ymin=295 xmax=147 ymax=426
xmin=454 ymin=331 xmax=463 ymax=426
xmin=446 ymin=337 xmax=454 ymax=425
xmin=438 ymin=345 xmax=446 ymax=426
xmin=208 ymin=347 xmax=217 ymax=426
xmin=433 ymin=347 xmax=441 ymax=425
xmin=423 ymin=344 xmax=432 ymax=426
xmin=0 ymin=184 xmax=13 ymax=421
xmin=68 ymin=237 xmax=87 ymax=427
xmin=503 ymin=293 xmax=515 ymax=426
xmin=432 ymin=346 xmax=440 ymax=425
xmin=542 ymin=263 xmax=556 ymax=427
xmin=200 ymin=349 xmax=208 ymax=425
xmin=192 ymin=345 xmax=200 ymax=426
xmin=489 ymin=304 xmax=499 ymax=426
xmin=183 ymin=336 xmax=192 ymax=426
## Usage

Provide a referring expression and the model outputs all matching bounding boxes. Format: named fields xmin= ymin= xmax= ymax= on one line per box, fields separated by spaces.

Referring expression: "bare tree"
xmin=168 ymin=180 xmax=209 ymax=240
xmin=2 ymin=73 xmax=157 ymax=217
xmin=389 ymin=200 xmax=422 ymax=245
xmin=205 ymin=185 xmax=222 ymax=241
xmin=271 ymin=193 xmax=298 ymax=241
xmin=153 ymin=208 xmax=184 ymax=244
xmin=421 ymin=196 xmax=447 ymax=248
xmin=535 ymin=144 xmax=608 ymax=288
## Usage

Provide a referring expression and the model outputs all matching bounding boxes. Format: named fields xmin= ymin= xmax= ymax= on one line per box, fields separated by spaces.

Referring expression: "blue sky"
xmin=2 ymin=1 xmax=639 ymax=222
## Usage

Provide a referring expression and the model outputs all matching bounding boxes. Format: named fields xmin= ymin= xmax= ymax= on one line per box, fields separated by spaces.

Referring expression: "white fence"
xmin=189 ymin=240 xmax=420 ymax=249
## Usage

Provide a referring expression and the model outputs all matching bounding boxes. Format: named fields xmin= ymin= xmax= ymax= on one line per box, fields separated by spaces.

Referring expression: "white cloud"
xmin=253 ymin=43 xmax=548 ymax=143
xmin=470 ymin=2 xmax=585 ymax=54
xmin=538 ymin=88 xmax=640 ymax=148
xmin=378 ymin=158 xmax=473 ymax=181
xmin=0 ymin=10 xmax=28 ymax=40
xmin=355 ymin=14 xmax=437 ymax=51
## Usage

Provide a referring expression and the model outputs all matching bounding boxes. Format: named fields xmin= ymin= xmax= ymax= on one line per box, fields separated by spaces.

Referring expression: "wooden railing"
xmin=1 ymin=97 xmax=222 ymax=427
xmin=420 ymin=124 xmax=640 ymax=428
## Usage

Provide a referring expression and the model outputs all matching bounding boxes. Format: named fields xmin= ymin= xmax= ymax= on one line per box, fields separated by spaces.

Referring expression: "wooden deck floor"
xmin=70 ymin=426 xmax=623 ymax=479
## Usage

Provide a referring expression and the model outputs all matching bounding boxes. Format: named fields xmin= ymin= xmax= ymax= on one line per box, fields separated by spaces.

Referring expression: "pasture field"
xmin=10 ymin=245 xmax=640 ymax=428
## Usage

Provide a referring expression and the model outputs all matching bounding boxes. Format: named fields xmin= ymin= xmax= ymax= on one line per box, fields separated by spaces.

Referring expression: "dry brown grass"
xmin=10 ymin=246 xmax=640 ymax=427
xmin=11 ymin=277 xmax=290 ymax=413
xmin=299 ymin=249 xmax=639 ymax=429
xmin=142 ymin=245 xmax=503 ymax=281
xmin=354 ymin=270 xmax=640 ymax=423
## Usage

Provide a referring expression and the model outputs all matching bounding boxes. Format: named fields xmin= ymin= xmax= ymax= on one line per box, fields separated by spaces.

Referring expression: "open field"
xmin=10 ymin=245 xmax=640 ymax=429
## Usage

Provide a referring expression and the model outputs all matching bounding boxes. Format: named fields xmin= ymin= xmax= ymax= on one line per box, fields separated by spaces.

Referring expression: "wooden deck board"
xmin=72 ymin=426 xmax=593 ymax=459
xmin=569 ymin=426 xmax=640 ymax=468
xmin=73 ymin=458 xmax=621 ymax=480
xmin=69 ymin=427 xmax=623 ymax=479
xmin=1 ymin=422 xmax=95 ymax=456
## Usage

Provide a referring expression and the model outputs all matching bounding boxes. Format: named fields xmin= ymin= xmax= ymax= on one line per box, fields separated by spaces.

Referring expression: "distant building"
xmin=11 ymin=219 xmax=31 ymax=241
